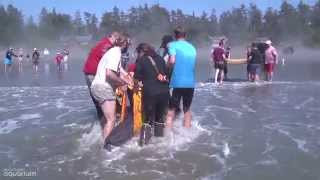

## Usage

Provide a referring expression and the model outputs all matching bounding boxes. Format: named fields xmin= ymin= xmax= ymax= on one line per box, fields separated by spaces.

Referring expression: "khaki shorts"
xmin=90 ymin=83 xmax=116 ymax=104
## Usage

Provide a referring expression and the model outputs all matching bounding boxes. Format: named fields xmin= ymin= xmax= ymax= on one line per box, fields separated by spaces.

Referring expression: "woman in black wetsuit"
xmin=134 ymin=43 xmax=169 ymax=146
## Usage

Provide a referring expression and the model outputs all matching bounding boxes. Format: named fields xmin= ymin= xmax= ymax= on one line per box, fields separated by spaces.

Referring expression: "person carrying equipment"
xmin=166 ymin=26 xmax=197 ymax=130
xmin=90 ymin=35 xmax=133 ymax=151
xmin=247 ymin=43 xmax=263 ymax=82
xmin=83 ymin=32 xmax=121 ymax=121
xmin=134 ymin=43 xmax=169 ymax=146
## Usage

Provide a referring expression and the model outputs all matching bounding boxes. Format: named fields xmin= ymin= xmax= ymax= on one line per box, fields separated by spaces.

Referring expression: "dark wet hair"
xmin=174 ymin=26 xmax=186 ymax=38
xmin=160 ymin=35 xmax=174 ymax=48
xmin=136 ymin=43 xmax=157 ymax=57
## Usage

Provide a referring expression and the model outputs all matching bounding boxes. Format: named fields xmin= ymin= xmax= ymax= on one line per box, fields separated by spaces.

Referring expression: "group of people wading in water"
xmin=211 ymin=38 xmax=278 ymax=84
xmin=83 ymin=26 xmax=196 ymax=151
xmin=3 ymin=47 xmax=69 ymax=73
xmin=83 ymin=26 xmax=280 ymax=151
xmin=3 ymin=48 xmax=41 ymax=73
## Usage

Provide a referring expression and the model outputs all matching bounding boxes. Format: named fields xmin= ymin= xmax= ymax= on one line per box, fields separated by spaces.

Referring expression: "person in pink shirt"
xmin=264 ymin=40 xmax=278 ymax=81
xmin=55 ymin=52 xmax=64 ymax=71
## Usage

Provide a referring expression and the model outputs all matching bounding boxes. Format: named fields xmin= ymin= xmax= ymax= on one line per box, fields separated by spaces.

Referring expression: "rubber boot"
xmin=154 ymin=122 xmax=165 ymax=137
xmin=139 ymin=123 xmax=152 ymax=147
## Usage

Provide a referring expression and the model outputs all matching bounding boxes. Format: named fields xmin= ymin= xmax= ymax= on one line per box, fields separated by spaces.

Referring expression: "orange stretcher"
xmin=115 ymin=87 xmax=143 ymax=136
xmin=132 ymin=89 xmax=143 ymax=135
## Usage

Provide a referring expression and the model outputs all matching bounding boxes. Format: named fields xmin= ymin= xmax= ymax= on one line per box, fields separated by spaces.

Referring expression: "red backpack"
xmin=83 ymin=37 xmax=113 ymax=75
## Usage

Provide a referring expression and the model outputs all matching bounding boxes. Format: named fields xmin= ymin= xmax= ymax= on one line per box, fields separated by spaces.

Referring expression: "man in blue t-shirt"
xmin=166 ymin=26 xmax=197 ymax=129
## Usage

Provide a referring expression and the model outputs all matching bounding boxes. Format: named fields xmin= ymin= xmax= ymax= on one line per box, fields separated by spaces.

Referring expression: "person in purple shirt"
xmin=212 ymin=40 xmax=226 ymax=84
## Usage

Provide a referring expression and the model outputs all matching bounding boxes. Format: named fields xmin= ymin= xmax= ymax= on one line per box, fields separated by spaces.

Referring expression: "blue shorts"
xmin=4 ymin=58 xmax=12 ymax=65
xmin=248 ymin=64 xmax=260 ymax=74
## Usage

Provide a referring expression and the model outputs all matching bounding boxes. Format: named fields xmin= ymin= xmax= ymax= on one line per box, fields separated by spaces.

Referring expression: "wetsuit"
xmin=134 ymin=54 xmax=169 ymax=134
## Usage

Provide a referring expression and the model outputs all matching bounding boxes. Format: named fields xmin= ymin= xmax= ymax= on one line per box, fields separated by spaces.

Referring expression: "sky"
xmin=0 ymin=0 xmax=317 ymax=21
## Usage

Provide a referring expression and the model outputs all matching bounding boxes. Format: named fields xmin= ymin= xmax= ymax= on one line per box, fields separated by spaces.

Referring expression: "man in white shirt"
xmin=90 ymin=35 xmax=133 ymax=150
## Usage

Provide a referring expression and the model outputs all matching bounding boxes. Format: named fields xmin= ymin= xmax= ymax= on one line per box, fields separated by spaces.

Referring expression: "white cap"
xmin=265 ymin=40 xmax=272 ymax=45
xmin=34 ymin=48 xmax=37 ymax=51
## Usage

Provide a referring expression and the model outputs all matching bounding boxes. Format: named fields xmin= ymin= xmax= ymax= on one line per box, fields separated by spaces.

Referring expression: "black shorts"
xmin=169 ymin=88 xmax=194 ymax=112
xmin=33 ymin=60 xmax=39 ymax=65
xmin=215 ymin=62 xmax=225 ymax=70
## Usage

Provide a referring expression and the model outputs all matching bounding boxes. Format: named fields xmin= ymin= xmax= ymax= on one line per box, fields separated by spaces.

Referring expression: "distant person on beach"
xmin=247 ymin=43 xmax=263 ymax=82
xmin=90 ymin=35 xmax=133 ymax=150
xmin=281 ymin=46 xmax=294 ymax=65
xmin=43 ymin=48 xmax=50 ymax=56
xmin=264 ymin=40 xmax=278 ymax=81
xmin=32 ymin=48 xmax=40 ymax=72
xmin=212 ymin=40 xmax=226 ymax=84
xmin=224 ymin=46 xmax=231 ymax=80
xmin=55 ymin=51 xmax=64 ymax=71
xmin=3 ymin=47 xmax=16 ymax=73
xmin=166 ymin=26 xmax=197 ymax=130
xmin=63 ymin=48 xmax=69 ymax=71
xmin=134 ymin=43 xmax=169 ymax=146
xmin=246 ymin=46 xmax=252 ymax=80
xmin=83 ymin=31 xmax=121 ymax=120
xmin=18 ymin=48 xmax=24 ymax=72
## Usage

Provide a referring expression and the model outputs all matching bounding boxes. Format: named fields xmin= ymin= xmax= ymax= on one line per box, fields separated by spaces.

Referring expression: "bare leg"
xmin=250 ymin=73 xmax=255 ymax=81
xmin=8 ymin=65 xmax=12 ymax=72
xmin=183 ymin=110 xmax=192 ymax=128
xmin=166 ymin=109 xmax=175 ymax=129
xmin=267 ymin=72 xmax=271 ymax=81
xmin=219 ymin=70 xmax=224 ymax=84
xmin=214 ymin=69 xmax=220 ymax=84
xmin=255 ymin=72 xmax=259 ymax=81
xmin=101 ymin=100 xmax=116 ymax=141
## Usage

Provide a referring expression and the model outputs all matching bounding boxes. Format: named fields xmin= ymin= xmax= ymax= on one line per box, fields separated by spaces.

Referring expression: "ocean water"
xmin=0 ymin=56 xmax=319 ymax=180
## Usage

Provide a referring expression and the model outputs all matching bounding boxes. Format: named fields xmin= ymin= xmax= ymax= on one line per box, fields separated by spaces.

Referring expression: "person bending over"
xmin=90 ymin=35 xmax=133 ymax=150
